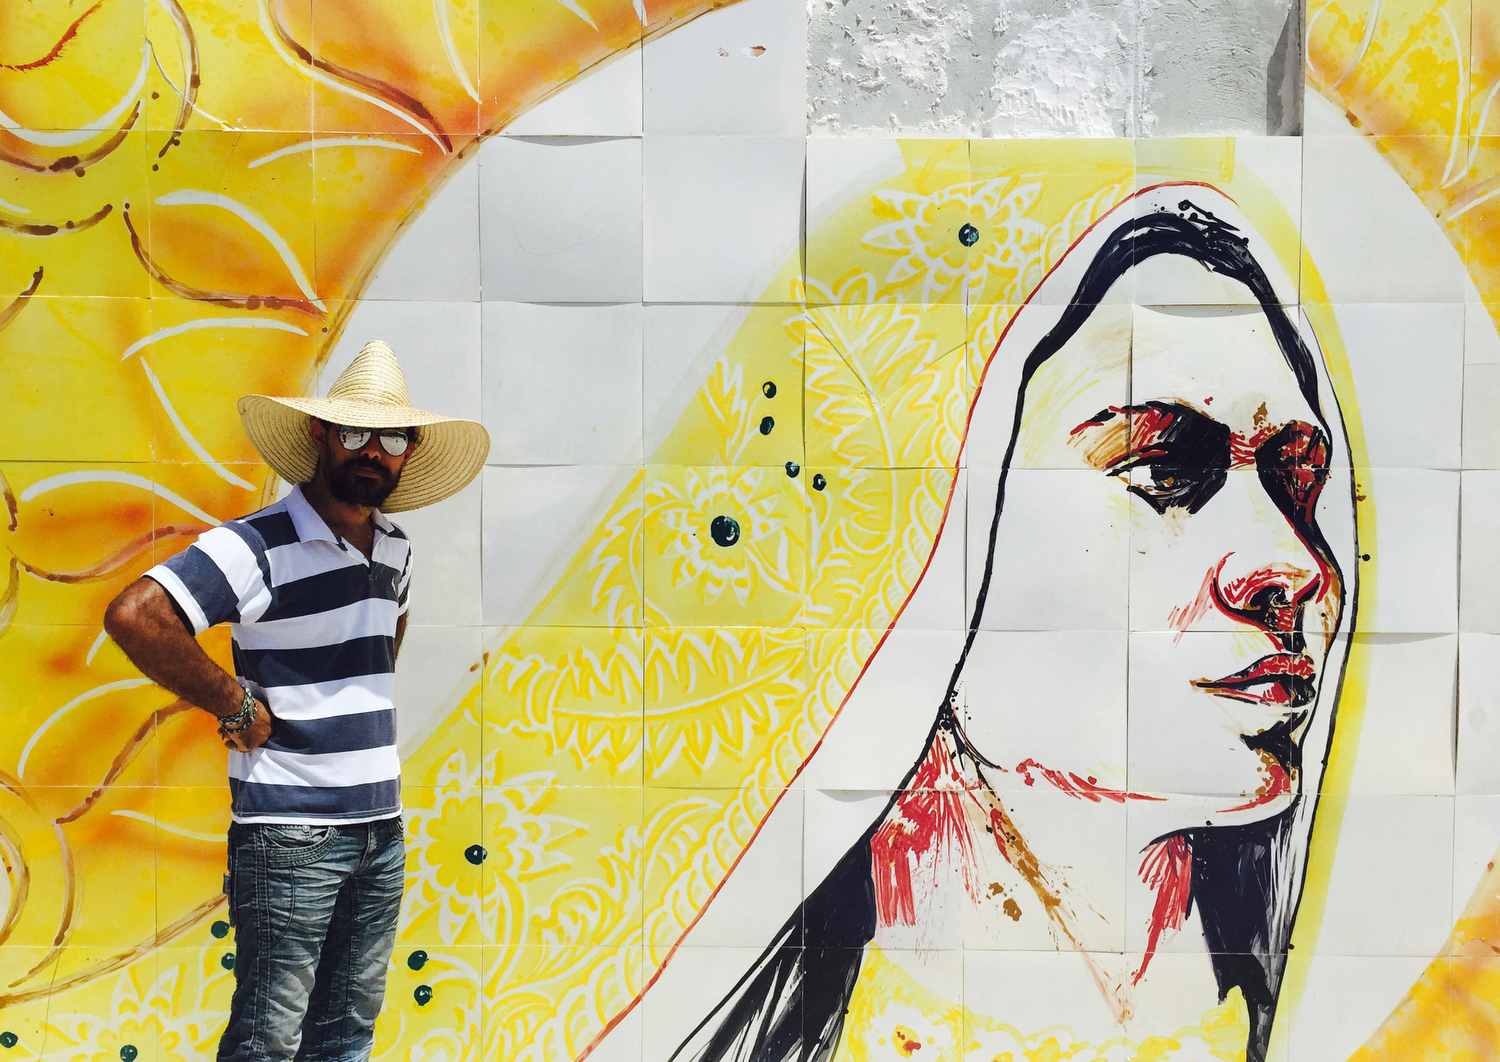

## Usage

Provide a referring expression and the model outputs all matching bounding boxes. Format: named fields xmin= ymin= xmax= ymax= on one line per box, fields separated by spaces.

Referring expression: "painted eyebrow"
xmin=1069 ymin=401 xmax=1189 ymax=439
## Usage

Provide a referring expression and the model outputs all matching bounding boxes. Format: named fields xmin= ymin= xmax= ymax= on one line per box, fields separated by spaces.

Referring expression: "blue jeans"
xmin=218 ymin=819 xmax=405 ymax=1062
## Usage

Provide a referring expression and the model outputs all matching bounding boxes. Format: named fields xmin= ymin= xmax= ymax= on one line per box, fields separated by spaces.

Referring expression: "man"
xmin=104 ymin=340 xmax=489 ymax=1062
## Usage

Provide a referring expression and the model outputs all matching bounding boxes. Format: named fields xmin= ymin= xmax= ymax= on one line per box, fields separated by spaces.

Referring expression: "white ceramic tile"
xmin=362 ymin=157 xmax=481 ymax=301
xmin=478 ymin=135 xmax=643 ymax=302
xmin=892 ymin=468 xmax=966 ymax=632
xmin=1466 ymin=301 xmax=1500 ymax=363
xmin=480 ymin=464 xmax=641 ymax=626
xmin=843 ymin=947 xmax=963 ymax=1015
xmin=962 ymin=786 xmax=1127 ymax=953
xmin=1122 ymin=950 xmax=1275 ymax=1054
xmin=830 ymin=951 xmax=966 ymax=1056
xmin=967 ymin=467 xmax=1130 ymax=631
xmin=1302 ymin=134 xmax=1471 ymax=303
xmin=640 ymin=946 xmax=785 ymax=1062
xmin=643 ymin=304 xmax=753 ymax=458
xmin=1457 ymin=632 xmax=1500 ymax=793
xmin=964 ymin=950 xmax=1203 ymax=1050
xmin=641 ymin=463 xmax=807 ymax=627
xmin=1288 ymin=954 xmax=1437 ymax=1062
xmin=320 ymin=300 xmax=482 ymax=423
xmin=504 ymin=53 xmax=643 ymax=137
xmin=965 ymin=298 xmax=1129 ymax=470
xmin=1302 ymin=87 xmax=1362 ymax=137
xmin=1127 ymin=630 xmax=1331 ymax=804
xmin=1460 ymin=471 xmax=1500 ymax=632
xmin=642 ymin=135 xmax=804 ymax=303
xmin=642 ymin=0 xmax=806 ymax=136
xmin=803 ymin=788 xmax=890 ymax=895
xmin=802 ymin=629 xmax=968 ymax=790
xmin=395 ymin=624 xmax=483 ymax=759
xmin=1235 ymin=134 xmax=1305 ymax=239
xmin=1347 ymin=634 xmax=1456 ymax=796
xmin=1120 ymin=811 xmax=1202 ymax=958
xmin=1454 ymin=793 xmax=1500 ymax=916
xmin=1334 ymin=303 xmax=1464 ymax=468
xmin=396 ymin=475 xmax=483 ymax=626
xmin=1360 ymin=467 xmax=1460 ymax=633
xmin=1315 ymin=794 xmax=1453 ymax=957
xmin=1125 ymin=198 xmax=1298 ymax=308
xmin=581 ymin=987 xmax=643 ymax=1062
xmin=1128 ymin=467 xmax=1347 ymax=638
xmin=641 ymin=302 xmax=804 ymax=466
xmin=961 ymin=630 xmax=1127 ymax=795
xmin=805 ymin=138 xmax=907 ymax=233
xmin=669 ymin=788 xmax=802 ymax=948
xmin=1464 ymin=363 xmax=1500 ymax=468
xmin=481 ymin=301 xmax=643 ymax=465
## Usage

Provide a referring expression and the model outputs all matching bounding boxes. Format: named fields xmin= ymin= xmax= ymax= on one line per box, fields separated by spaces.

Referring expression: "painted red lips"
xmin=1192 ymin=653 xmax=1317 ymax=709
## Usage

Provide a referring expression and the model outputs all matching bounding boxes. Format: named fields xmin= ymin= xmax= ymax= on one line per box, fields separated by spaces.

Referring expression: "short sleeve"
xmin=396 ymin=549 xmax=412 ymax=617
xmin=144 ymin=524 xmax=271 ymax=635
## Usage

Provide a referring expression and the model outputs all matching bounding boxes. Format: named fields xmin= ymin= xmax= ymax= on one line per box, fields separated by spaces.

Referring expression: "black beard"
xmin=326 ymin=457 xmax=399 ymax=507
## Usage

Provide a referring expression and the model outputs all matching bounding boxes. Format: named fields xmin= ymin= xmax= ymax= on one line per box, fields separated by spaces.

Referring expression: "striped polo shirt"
xmin=145 ymin=484 xmax=411 ymax=824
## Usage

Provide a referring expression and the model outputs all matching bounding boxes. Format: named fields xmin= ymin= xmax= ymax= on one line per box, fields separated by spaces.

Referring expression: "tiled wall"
xmin=1 ymin=2 xmax=1498 ymax=1061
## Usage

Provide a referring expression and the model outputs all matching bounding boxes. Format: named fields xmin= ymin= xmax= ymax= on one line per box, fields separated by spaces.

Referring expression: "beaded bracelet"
xmin=218 ymin=685 xmax=257 ymax=736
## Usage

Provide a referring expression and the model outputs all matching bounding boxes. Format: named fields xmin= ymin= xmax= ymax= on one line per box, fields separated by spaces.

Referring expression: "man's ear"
xmin=308 ymin=417 xmax=325 ymax=446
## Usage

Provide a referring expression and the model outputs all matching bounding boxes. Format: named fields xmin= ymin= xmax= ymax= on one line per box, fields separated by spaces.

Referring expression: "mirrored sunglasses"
xmin=334 ymin=425 xmax=413 ymax=457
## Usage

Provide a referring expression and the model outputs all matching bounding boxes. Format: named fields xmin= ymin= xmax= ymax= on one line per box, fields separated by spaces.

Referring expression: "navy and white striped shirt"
xmin=146 ymin=485 xmax=411 ymax=824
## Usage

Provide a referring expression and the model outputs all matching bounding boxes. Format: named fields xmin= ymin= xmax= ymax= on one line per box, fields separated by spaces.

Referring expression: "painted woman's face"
xmin=974 ymin=254 xmax=1344 ymax=829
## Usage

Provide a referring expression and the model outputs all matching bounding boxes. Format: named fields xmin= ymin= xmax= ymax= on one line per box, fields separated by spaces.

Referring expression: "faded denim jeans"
xmin=218 ymin=819 xmax=405 ymax=1062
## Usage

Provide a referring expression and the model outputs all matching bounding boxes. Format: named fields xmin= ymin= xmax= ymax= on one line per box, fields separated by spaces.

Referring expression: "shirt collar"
xmin=285 ymin=484 xmax=393 ymax=543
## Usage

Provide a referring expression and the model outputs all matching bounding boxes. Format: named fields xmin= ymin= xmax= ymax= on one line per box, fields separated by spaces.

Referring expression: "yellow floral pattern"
xmin=863 ymin=176 xmax=1046 ymax=305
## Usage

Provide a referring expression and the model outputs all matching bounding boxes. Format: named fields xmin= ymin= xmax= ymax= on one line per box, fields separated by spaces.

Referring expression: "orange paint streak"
xmin=0 ymin=3 xmax=103 ymax=71
xmin=0 ymin=267 xmax=42 ymax=343
xmin=16 ymin=525 xmax=203 ymax=584
xmin=1217 ymin=754 xmax=1291 ymax=814
xmin=56 ymin=701 xmax=194 ymax=825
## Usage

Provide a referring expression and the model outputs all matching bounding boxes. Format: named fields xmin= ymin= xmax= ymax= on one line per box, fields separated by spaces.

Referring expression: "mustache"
xmin=341 ymin=458 xmax=394 ymax=479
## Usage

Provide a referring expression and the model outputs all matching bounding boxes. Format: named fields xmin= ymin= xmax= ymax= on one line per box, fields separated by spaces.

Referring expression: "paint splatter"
xmin=1013 ymin=759 xmax=1163 ymax=803
xmin=1135 ymin=836 xmax=1192 ymax=985
xmin=870 ymin=740 xmax=978 ymax=927
xmin=892 ymin=1026 xmax=922 ymax=1056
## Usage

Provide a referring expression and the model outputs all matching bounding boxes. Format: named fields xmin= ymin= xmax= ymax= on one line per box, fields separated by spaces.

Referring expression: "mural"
xmin=0 ymin=1 xmax=1494 ymax=1062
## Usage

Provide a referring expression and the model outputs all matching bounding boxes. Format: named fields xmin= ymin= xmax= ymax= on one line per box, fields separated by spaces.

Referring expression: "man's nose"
xmin=354 ymin=434 xmax=388 ymax=459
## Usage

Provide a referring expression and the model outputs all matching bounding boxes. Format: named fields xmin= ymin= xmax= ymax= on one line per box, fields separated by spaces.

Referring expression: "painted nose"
xmin=1210 ymin=471 xmax=1323 ymax=633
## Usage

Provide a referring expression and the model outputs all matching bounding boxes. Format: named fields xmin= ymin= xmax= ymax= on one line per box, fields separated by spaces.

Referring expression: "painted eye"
xmin=1123 ymin=462 xmax=1217 ymax=513
xmin=1257 ymin=424 xmax=1332 ymax=520
xmin=1112 ymin=445 xmax=1229 ymax=515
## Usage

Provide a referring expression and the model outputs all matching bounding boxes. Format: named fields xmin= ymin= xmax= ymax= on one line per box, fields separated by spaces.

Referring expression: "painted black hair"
xmin=670 ymin=198 xmax=1345 ymax=1062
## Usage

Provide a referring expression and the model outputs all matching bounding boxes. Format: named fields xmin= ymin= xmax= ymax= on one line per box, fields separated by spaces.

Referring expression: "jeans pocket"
xmin=261 ymin=824 xmax=338 ymax=867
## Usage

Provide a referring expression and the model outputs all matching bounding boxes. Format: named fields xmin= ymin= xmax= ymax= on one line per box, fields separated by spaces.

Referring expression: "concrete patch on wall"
xmin=807 ymin=0 xmax=1302 ymax=137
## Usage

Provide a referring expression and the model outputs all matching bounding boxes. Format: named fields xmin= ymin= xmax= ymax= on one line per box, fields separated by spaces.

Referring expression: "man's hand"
xmin=222 ymin=699 xmax=274 ymax=753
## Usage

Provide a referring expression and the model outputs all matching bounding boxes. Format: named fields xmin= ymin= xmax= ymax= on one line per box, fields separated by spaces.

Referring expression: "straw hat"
xmin=237 ymin=340 xmax=490 ymax=513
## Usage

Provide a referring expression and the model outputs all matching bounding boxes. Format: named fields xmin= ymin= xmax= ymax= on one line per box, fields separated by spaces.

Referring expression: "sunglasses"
xmin=332 ymin=424 xmax=415 ymax=457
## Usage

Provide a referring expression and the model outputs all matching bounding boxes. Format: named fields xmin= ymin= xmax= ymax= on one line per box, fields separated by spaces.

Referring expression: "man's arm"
xmin=104 ymin=577 xmax=273 ymax=750
xmin=395 ymin=612 xmax=408 ymax=660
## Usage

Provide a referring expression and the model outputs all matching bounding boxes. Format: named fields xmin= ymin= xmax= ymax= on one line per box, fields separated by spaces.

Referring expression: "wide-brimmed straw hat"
xmin=237 ymin=340 xmax=490 ymax=513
